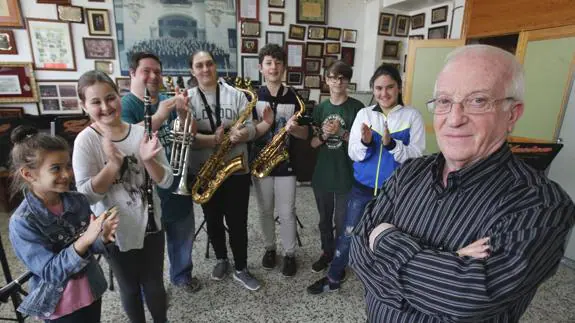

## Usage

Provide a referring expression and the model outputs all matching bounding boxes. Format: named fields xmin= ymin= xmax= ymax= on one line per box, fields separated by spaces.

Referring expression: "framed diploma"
xmin=286 ymin=42 xmax=305 ymax=70
xmin=239 ymin=0 xmax=259 ymax=21
xmin=0 ymin=62 xmax=39 ymax=103
xmin=241 ymin=56 xmax=261 ymax=85
xmin=296 ymin=0 xmax=327 ymax=25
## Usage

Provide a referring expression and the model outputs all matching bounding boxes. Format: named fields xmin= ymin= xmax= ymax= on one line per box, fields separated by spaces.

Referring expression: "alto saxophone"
xmin=190 ymin=85 xmax=258 ymax=204
xmin=251 ymin=91 xmax=306 ymax=178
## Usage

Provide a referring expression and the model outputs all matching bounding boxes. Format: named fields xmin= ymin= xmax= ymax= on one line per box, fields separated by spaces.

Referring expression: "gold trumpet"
xmin=251 ymin=90 xmax=306 ymax=178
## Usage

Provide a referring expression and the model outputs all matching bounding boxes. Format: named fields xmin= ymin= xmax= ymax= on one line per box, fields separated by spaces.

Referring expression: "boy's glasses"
xmin=326 ymin=75 xmax=348 ymax=84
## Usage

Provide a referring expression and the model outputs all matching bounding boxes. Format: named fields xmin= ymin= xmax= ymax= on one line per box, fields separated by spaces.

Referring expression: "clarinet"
xmin=143 ymin=88 xmax=159 ymax=233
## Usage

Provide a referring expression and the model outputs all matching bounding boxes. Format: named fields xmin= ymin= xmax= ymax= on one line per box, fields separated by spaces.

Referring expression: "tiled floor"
xmin=0 ymin=186 xmax=574 ymax=322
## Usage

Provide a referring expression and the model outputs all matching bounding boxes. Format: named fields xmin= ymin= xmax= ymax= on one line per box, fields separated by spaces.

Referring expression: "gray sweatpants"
xmin=253 ymin=176 xmax=297 ymax=256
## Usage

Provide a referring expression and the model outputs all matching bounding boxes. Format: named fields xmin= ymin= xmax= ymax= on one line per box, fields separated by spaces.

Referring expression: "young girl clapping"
xmin=8 ymin=125 xmax=119 ymax=322
xmin=72 ymin=70 xmax=173 ymax=323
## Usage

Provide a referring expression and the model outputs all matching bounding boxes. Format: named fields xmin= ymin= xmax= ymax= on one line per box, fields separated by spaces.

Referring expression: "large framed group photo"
xmin=113 ymin=0 xmax=238 ymax=76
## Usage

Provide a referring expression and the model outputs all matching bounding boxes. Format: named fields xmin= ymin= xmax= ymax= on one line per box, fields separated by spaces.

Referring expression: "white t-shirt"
xmin=73 ymin=124 xmax=173 ymax=252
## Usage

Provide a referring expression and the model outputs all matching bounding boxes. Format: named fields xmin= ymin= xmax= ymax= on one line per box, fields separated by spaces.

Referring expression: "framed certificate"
xmin=286 ymin=42 xmax=305 ymax=70
xmin=0 ymin=62 xmax=38 ymax=103
xmin=239 ymin=0 xmax=259 ymax=21
xmin=296 ymin=0 xmax=327 ymax=25
xmin=0 ymin=0 xmax=24 ymax=28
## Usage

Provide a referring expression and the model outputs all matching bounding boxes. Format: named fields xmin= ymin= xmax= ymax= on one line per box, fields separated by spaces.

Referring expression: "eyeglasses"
xmin=426 ymin=94 xmax=515 ymax=115
xmin=326 ymin=75 xmax=348 ymax=84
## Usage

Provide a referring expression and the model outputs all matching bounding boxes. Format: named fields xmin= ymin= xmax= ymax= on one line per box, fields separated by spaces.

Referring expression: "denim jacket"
xmin=8 ymin=191 xmax=108 ymax=318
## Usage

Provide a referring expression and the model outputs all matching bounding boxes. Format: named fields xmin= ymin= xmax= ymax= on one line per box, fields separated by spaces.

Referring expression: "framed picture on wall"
xmin=341 ymin=47 xmax=355 ymax=66
xmin=37 ymin=80 xmax=83 ymax=115
xmin=241 ymin=21 xmax=260 ymax=37
xmin=395 ymin=15 xmax=410 ymax=37
xmin=115 ymin=77 xmax=131 ymax=97
xmin=268 ymin=0 xmax=285 ymax=8
xmin=304 ymin=75 xmax=321 ymax=89
xmin=323 ymin=55 xmax=337 ymax=68
xmin=347 ymin=83 xmax=357 ymax=92
xmin=86 ymin=9 xmax=111 ymax=36
xmin=241 ymin=38 xmax=258 ymax=54
xmin=326 ymin=27 xmax=341 ymax=41
xmin=0 ymin=29 xmax=17 ymax=55
xmin=265 ymin=31 xmax=285 ymax=47
xmin=296 ymin=88 xmax=310 ymax=101
xmin=342 ymin=29 xmax=357 ymax=43
xmin=241 ymin=56 xmax=261 ymax=84
xmin=382 ymin=40 xmax=400 ymax=59
xmin=428 ymin=25 xmax=448 ymax=39
xmin=83 ymin=37 xmax=115 ymax=59
xmin=0 ymin=107 xmax=23 ymax=118
xmin=94 ymin=60 xmax=113 ymax=74
xmin=304 ymin=59 xmax=321 ymax=74
xmin=378 ymin=13 xmax=394 ymax=36
xmin=37 ymin=0 xmax=71 ymax=4
xmin=0 ymin=62 xmax=38 ymax=103
xmin=239 ymin=0 xmax=259 ymax=21
xmin=431 ymin=5 xmax=448 ymax=24
xmin=0 ymin=0 xmax=24 ymax=28
xmin=286 ymin=71 xmax=303 ymax=86
xmin=27 ymin=19 xmax=77 ymax=71
xmin=306 ymin=42 xmax=324 ymax=58
xmin=288 ymin=24 xmax=306 ymax=40
xmin=286 ymin=42 xmax=304 ymax=70
xmin=57 ymin=5 xmax=84 ymax=24
xmin=409 ymin=34 xmax=424 ymax=40
xmin=296 ymin=0 xmax=327 ymax=25
xmin=411 ymin=13 xmax=425 ymax=30
xmin=269 ymin=11 xmax=284 ymax=26
xmin=308 ymin=26 xmax=326 ymax=40
xmin=325 ymin=42 xmax=341 ymax=55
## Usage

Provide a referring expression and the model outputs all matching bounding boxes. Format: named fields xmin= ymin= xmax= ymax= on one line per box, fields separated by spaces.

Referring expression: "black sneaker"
xmin=306 ymin=277 xmax=340 ymax=295
xmin=282 ymin=255 xmax=297 ymax=277
xmin=262 ymin=249 xmax=276 ymax=270
xmin=311 ymin=253 xmax=332 ymax=273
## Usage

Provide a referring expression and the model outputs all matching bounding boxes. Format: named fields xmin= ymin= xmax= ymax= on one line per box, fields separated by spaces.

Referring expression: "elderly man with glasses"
xmin=349 ymin=45 xmax=575 ymax=323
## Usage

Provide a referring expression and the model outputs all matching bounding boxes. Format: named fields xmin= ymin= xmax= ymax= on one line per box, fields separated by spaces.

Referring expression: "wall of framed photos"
xmin=0 ymin=0 xmax=466 ymax=114
xmin=1 ymin=0 xmax=115 ymax=115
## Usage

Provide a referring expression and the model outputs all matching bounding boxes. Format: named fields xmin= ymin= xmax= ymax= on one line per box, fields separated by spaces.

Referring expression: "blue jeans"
xmin=158 ymin=176 xmax=195 ymax=285
xmin=327 ymin=183 xmax=374 ymax=282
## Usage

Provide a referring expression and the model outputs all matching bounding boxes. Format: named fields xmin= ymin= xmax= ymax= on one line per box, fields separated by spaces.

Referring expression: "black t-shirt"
xmin=251 ymin=86 xmax=302 ymax=176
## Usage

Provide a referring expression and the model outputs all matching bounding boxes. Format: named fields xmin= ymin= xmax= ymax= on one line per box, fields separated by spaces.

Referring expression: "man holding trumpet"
xmin=121 ymin=52 xmax=201 ymax=293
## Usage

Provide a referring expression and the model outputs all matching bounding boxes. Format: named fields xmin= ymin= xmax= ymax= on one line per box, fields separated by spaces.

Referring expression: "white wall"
xmin=548 ymin=76 xmax=575 ymax=261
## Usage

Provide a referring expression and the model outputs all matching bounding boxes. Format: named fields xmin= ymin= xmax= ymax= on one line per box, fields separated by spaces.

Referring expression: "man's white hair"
xmin=435 ymin=45 xmax=525 ymax=101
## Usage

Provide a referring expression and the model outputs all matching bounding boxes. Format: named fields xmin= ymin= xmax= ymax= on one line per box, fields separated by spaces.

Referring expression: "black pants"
xmin=106 ymin=232 xmax=167 ymax=323
xmin=202 ymin=174 xmax=250 ymax=271
xmin=44 ymin=299 xmax=101 ymax=323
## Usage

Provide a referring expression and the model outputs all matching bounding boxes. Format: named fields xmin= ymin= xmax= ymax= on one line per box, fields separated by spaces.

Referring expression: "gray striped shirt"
xmin=349 ymin=144 xmax=575 ymax=322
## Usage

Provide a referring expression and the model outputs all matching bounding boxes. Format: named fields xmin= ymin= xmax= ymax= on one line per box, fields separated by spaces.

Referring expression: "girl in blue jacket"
xmin=8 ymin=125 xmax=118 ymax=322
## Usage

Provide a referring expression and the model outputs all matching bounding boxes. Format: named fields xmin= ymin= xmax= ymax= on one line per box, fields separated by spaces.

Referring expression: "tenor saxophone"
xmin=251 ymin=90 xmax=306 ymax=178
xmin=190 ymin=86 xmax=258 ymax=204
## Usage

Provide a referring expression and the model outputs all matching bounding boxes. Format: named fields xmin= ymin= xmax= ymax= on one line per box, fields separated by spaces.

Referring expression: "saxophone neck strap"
xmin=198 ymin=84 xmax=221 ymax=133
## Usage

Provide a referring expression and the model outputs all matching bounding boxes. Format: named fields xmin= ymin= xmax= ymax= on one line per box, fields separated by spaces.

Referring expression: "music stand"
xmin=0 ymin=232 xmax=28 ymax=323
xmin=508 ymin=142 xmax=563 ymax=171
